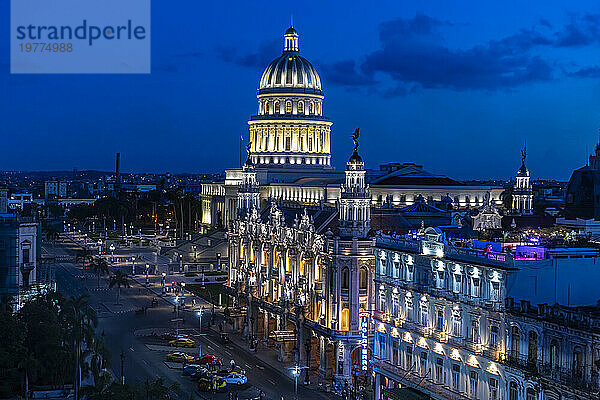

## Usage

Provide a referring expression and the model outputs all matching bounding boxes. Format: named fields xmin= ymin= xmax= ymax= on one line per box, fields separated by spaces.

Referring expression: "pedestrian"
xmin=259 ymin=390 xmax=264 ymax=400
xmin=230 ymin=358 xmax=235 ymax=371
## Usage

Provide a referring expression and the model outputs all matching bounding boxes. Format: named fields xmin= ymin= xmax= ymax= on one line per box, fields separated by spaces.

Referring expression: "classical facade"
xmin=227 ymin=140 xmax=375 ymax=385
xmin=504 ymin=301 xmax=600 ymax=400
xmin=200 ymin=25 xmax=504 ymax=230
xmin=372 ymin=227 xmax=600 ymax=400
xmin=373 ymin=229 xmax=507 ymax=400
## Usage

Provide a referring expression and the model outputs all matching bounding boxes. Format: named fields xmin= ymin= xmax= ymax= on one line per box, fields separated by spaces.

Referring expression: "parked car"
xmin=166 ymin=352 xmax=195 ymax=363
xmin=160 ymin=332 xmax=189 ymax=341
xmin=169 ymin=338 xmax=195 ymax=348
xmin=221 ymin=372 xmax=247 ymax=385
xmin=197 ymin=376 xmax=226 ymax=392
xmin=219 ymin=332 xmax=230 ymax=344
xmin=182 ymin=364 xmax=203 ymax=376
xmin=197 ymin=354 xmax=222 ymax=366
xmin=190 ymin=368 xmax=213 ymax=381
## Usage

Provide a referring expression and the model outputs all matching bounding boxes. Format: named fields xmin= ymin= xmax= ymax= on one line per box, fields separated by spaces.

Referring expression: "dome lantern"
xmin=283 ymin=24 xmax=299 ymax=52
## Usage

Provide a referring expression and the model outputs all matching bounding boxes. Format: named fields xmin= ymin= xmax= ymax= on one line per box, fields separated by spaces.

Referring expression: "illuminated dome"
xmin=259 ymin=26 xmax=322 ymax=93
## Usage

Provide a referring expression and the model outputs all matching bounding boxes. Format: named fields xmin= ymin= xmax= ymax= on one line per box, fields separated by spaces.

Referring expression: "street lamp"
xmin=161 ymin=272 xmax=166 ymax=295
xmin=197 ymin=307 xmax=203 ymax=332
xmin=109 ymin=244 xmax=115 ymax=262
xmin=180 ymin=282 xmax=186 ymax=303
xmin=145 ymin=263 xmax=149 ymax=286
xmin=97 ymin=239 xmax=103 ymax=255
xmin=131 ymin=256 xmax=136 ymax=276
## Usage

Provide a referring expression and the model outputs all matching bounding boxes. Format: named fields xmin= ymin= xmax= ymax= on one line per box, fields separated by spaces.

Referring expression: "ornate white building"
xmin=512 ymin=146 xmax=533 ymax=215
xmin=227 ymin=139 xmax=375 ymax=385
xmin=200 ymin=26 xmax=504 ymax=230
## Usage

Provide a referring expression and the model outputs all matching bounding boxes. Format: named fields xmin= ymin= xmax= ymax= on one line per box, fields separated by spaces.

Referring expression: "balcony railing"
xmin=374 ymin=359 xmax=470 ymax=400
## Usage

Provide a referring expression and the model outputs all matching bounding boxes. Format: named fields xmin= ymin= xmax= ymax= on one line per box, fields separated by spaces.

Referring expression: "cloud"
xmin=568 ymin=65 xmax=600 ymax=78
xmin=320 ymin=60 xmax=374 ymax=86
xmin=554 ymin=13 xmax=600 ymax=47
xmin=217 ymin=40 xmax=280 ymax=68
xmin=361 ymin=15 xmax=553 ymax=92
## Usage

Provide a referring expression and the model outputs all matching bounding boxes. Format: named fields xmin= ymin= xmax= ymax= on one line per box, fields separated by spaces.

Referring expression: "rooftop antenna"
xmin=291 ymin=14 xmax=293 ymax=27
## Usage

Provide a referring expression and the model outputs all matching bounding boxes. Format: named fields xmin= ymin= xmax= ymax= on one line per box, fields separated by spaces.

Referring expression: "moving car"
xmin=221 ymin=372 xmax=247 ymax=385
xmin=166 ymin=352 xmax=195 ymax=363
xmin=160 ymin=332 xmax=189 ymax=341
xmin=197 ymin=354 xmax=222 ymax=366
xmin=169 ymin=338 xmax=195 ymax=348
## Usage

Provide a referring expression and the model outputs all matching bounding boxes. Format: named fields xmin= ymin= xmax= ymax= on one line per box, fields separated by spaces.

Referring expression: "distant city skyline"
xmin=3 ymin=0 xmax=600 ymax=180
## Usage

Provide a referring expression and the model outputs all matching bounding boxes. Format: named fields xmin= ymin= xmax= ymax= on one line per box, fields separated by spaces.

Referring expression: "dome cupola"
xmin=259 ymin=26 xmax=322 ymax=94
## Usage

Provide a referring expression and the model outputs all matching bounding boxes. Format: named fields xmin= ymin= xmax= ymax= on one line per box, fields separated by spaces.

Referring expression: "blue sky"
xmin=2 ymin=0 xmax=600 ymax=180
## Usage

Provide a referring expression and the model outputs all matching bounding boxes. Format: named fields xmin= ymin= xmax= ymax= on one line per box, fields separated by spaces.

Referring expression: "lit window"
xmin=285 ymin=101 xmax=292 ymax=113
xmin=298 ymin=101 xmax=304 ymax=114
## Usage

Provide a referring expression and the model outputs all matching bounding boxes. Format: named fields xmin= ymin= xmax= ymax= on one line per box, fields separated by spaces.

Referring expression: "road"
xmin=46 ymin=238 xmax=333 ymax=400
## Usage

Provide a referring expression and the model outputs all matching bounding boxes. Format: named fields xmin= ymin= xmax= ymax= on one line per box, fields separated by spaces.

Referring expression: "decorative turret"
xmin=512 ymin=141 xmax=533 ymax=215
xmin=339 ymin=129 xmax=370 ymax=238
xmin=238 ymin=143 xmax=260 ymax=216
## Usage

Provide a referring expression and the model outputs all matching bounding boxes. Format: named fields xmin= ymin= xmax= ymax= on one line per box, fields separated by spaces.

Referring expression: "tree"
xmin=109 ymin=271 xmax=130 ymax=305
xmin=64 ymin=295 xmax=97 ymax=400
xmin=80 ymin=371 xmax=112 ymax=400
xmin=141 ymin=378 xmax=180 ymax=400
xmin=90 ymin=258 xmax=110 ymax=288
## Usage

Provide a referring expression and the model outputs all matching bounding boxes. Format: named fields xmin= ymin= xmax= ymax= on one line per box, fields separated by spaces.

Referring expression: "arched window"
xmin=528 ymin=331 xmax=538 ymax=365
xmin=511 ymin=326 xmax=520 ymax=359
xmin=509 ymin=382 xmax=518 ymax=400
xmin=274 ymin=101 xmax=280 ymax=114
xmin=341 ymin=267 xmax=349 ymax=289
xmin=550 ymin=340 xmax=559 ymax=370
xmin=298 ymin=101 xmax=304 ymax=114
xmin=285 ymin=101 xmax=292 ymax=114
xmin=359 ymin=268 xmax=368 ymax=290
xmin=309 ymin=102 xmax=314 ymax=114
xmin=573 ymin=346 xmax=584 ymax=378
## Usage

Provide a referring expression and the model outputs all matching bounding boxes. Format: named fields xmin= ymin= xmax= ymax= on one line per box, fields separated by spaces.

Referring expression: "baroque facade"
xmin=228 ymin=138 xmax=375 ymax=384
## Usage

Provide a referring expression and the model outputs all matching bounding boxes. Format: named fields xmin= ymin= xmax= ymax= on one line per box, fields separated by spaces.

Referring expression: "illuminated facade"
xmin=373 ymin=229 xmax=508 ymax=400
xmin=512 ymin=145 xmax=533 ymax=215
xmin=200 ymin=25 xmax=504 ymax=230
xmin=228 ymin=143 xmax=375 ymax=385
xmin=249 ymin=26 xmax=332 ymax=169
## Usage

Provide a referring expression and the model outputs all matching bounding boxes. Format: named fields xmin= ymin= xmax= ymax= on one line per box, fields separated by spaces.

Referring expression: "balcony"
xmin=374 ymin=359 xmax=470 ymax=400
xmin=539 ymin=364 xmax=599 ymax=393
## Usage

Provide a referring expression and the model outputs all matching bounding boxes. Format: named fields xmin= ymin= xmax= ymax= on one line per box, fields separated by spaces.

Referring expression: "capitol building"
xmin=200 ymin=24 xmax=514 ymax=391
xmin=200 ymin=26 xmax=504 ymax=229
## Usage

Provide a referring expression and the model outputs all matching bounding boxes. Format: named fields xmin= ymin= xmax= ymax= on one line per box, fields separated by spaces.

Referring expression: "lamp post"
xmin=131 ymin=256 xmax=136 ymax=276
xmin=109 ymin=244 xmax=115 ymax=262
xmin=197 ymin=307 xmax=203 ymax=332
xmin=179 ymin=254 xmax=183 ymax=273
xmin=97 ymin=239 xmax=102 ymax=255
xmin=145 ymin=263 xmax=149 ymax=286
xmin=181 ymin=282 xmax=186 ymax=304
xmin=161 ymin=272 xmax=166 ymax=295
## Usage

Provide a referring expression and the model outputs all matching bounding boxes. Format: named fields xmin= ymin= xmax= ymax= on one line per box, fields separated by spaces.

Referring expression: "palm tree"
xmin=90 ymin=258 xmax=110 ymax=288
xmin=141 ymin=378 xmax=180 ymax=400
xmin=109 ymin=271 xmax=130 ymax=305
xmin=80 ymin=371 xmax=113 ymax=400
xmin=65 ymin=294 xmax=97 ymax=400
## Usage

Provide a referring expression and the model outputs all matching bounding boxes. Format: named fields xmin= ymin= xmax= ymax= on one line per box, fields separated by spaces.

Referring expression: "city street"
xmin=45 ymin=237 xmax=333 ymax=400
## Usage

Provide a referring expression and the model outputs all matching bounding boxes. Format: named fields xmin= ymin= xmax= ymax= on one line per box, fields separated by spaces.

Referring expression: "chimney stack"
xmin=115 ymin=152 xmax=121 ymax=192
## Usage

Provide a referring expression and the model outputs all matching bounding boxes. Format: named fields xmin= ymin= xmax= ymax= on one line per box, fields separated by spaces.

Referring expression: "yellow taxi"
xmin=169 ymin=338 xmax=195 ymax=348
xmin=166 ymin=352 xmax=196 ymax=363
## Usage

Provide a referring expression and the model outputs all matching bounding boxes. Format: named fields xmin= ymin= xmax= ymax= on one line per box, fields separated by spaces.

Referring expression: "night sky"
xmin=3 ymin=0 xmax=600 ymax=180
